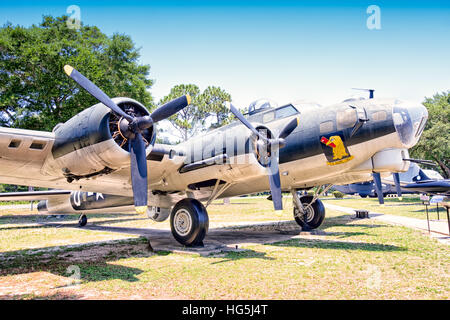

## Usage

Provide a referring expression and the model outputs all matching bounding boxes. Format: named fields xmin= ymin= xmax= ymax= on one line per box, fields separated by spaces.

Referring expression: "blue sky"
xmin=1 ymin=0 xmax=449 ymax=107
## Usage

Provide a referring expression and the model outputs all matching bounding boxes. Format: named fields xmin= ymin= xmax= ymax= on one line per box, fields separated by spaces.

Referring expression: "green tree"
xmin=159 ymin=84 xmax=233 ymax=141
xmin=197 ymin=86 xmax=232 ymax=129
xmin=159 ymin=84 xmax=202 ymax=142
xmin=0 ymin=15 xmax=153 ymax=131
xmin=410 ymin=91 xmax=450 ymax=178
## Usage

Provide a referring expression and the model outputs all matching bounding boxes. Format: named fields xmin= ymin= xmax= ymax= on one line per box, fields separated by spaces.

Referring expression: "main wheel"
xmin=170 ymin=198 xmax=209 ymax=247
xmin=293 ymin=195 xmax=325 ymax=230
xmin=78 ymin=214 xmax=87 ymax=227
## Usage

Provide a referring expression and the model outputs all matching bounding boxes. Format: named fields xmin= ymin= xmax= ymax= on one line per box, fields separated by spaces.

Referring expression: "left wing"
xmin=0 ymin=126 xmax=189 ymax=197
xmin=0 ymin=126 xmax=60 ymax=188
xmin=0 ymin=190 xmax=71 ymax=201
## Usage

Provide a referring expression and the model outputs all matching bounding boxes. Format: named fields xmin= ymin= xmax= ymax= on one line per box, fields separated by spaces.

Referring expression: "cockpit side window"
xmin=372 ymin=110 xmax=387 ymax=122
xmin=336 ymin=107 xmax=357 ymax=130
xmin=320 ymin=121 xmax=334 ymax=133
xmin=262 ymin=111 xmax=275 ymax=123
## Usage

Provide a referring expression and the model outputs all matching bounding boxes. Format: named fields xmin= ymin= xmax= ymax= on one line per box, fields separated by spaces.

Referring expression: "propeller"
xmin=225 ymin=102 xmax=299 ymax=213
xmin=64 ymin=65 xmax=191 ymax=213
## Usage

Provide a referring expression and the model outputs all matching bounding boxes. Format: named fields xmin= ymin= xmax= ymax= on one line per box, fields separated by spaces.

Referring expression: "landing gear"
xmin=170 ymin=198 xmax=209 ymax=247
xmin=78 ymin=214 xmax=87 ymax=227
xmin=292 ymin=194 xmax=326 ymax=230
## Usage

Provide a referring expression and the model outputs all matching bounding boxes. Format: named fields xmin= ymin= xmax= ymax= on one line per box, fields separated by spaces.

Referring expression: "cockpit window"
xmin=336 ymin=107 xmax=357 ymax=130
xmin=320 ymin=121 xmax=334 ymax=133
xmin=261 ymin=105 xmax=298 ymax=123
xmin=372 ymin=110 xmax=387 ymax=122
xmin=262 ymin=111 xmax=275 ymax=123
xmin=248 ymin=99 xmax=278 ymax=115
xmin=276 ymin=105 xmax=298 ymax=119
xmin=415 ymin=115 xmax=427 ymax=138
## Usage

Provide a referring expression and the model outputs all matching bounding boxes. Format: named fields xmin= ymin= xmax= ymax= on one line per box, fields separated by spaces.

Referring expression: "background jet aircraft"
xmin=0 ymin=66 xmax=428 ymax=246
xmin=383 ymin=162 xmax=450 ymax=196
xmin=333 ymin=181 xmax=400 ymax=198
xmin=334 ymin=162 xmax=450 ymax=200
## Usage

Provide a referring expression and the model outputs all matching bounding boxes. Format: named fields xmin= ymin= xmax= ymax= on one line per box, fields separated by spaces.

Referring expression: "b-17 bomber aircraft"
xmin=0 ymin=66 xmax=429 ymax=246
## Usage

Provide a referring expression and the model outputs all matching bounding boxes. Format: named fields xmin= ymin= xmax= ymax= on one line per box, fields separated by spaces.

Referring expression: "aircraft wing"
xmin=0 ymin=127 xmax=191 ymax=197
xmin=0 ymin=126 xmax=55 ymax=173
xmin=0 ymin=190 xmax=71 ymax=201
xmin=0 ymin=126 xmax=67 ymax=188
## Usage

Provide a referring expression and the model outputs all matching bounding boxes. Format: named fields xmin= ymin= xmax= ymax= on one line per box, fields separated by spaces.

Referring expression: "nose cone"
xmin=392 ymin=101 xmax=428 ymax=148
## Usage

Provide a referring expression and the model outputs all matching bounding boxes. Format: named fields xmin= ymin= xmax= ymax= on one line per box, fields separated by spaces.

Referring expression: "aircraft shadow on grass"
xmin=0 ymin=209 xmax=411 ymax=298
xmin=0 ymin=212 xmax=407 ymax=286
xmin=0 ymin=213 xmax=146 ymax=231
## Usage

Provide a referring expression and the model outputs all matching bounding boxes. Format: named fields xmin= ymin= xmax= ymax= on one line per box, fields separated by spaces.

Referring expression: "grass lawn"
xmin=0 ymin=198 xmax=449 ymax=299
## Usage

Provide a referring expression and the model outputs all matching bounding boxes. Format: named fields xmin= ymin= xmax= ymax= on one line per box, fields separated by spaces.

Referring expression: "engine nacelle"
xmin=42 ymin=97 xmax=155 ymax=181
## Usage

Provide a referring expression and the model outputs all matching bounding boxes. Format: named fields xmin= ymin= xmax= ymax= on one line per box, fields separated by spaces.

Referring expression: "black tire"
xmin=293 ymin=195 xmax=325 ymax=230
xmin=360 ymin=194 xmax=368 ymax=198
xmin=170 ymin=198 xmax=209 ymax=246
xmin=78 ymin=214 xmax=87 ymax=227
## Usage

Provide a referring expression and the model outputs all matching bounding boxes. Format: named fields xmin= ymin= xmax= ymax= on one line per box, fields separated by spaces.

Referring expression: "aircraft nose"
xmin=392 ymin=101 xmax=428 ymax=148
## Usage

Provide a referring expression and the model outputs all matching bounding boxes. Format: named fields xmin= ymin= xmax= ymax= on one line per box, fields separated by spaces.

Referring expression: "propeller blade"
xmin=63 ymin=65 xmax=133 ymax=121
xmin=278 ymin=117 xmax=300 ymax=139
xmin=392 ymin=172 xmax=403 ymax=200
xmin=372 ymin=172 xmax=385 ymax=205
xmin=129 ymin=132 xmax=148 ymax=214
xmin=268 ymin=160 xmax=283 ymax=212
xmin=151 ymin=95 xmax=191 ymax=123
xmin=224 ymin=102 xmax=267 ymax=141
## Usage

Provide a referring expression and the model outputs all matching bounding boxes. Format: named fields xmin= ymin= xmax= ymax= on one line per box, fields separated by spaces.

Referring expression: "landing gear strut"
xmin=78 ymin=214 xmax=87 ymax=227
xmin=170 ymin=198 xmax=209 ymax=247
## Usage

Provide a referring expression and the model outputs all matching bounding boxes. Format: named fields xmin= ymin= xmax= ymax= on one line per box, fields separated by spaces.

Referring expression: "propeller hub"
xmin=109 ymin=101 xmax=155 ymax=151
xmin=133 ymin=115 xmax=153 ymax=132
xmin=118 ymin=117 xmax=132 ymax=139
xmin=252 ymin=126 xmax=273 ymax=167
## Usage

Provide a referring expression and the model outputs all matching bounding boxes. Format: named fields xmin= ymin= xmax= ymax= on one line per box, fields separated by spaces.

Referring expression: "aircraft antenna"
xmin=352 ymin=88 xmax=375 ymax=99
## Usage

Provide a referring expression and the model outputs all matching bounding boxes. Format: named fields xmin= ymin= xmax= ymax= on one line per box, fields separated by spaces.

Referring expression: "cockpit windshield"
xmin=248 ymin=99 xmax=278 ymax=115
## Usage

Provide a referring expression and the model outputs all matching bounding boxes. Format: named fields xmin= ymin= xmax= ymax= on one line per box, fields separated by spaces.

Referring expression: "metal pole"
xmin=436 ymin=203 xmax=439 ymax=220
xmin=447 ymin=207 xmax=450 ymax=236
xmin=425 ymin=204 xmax=430 ymax=234
xmin=28 ymin=186 xmax=34 ymax=211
